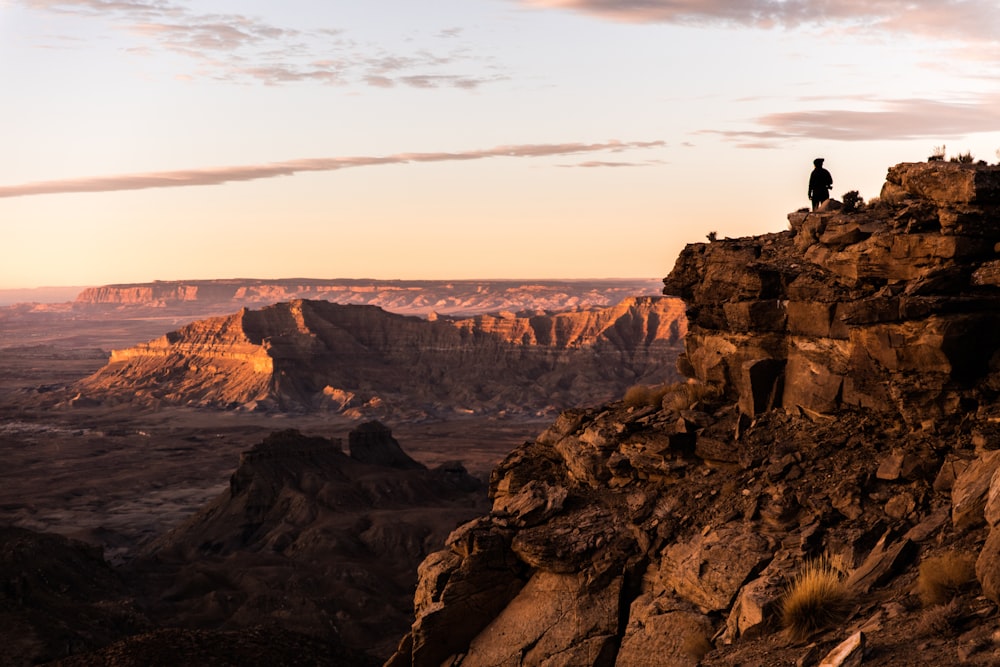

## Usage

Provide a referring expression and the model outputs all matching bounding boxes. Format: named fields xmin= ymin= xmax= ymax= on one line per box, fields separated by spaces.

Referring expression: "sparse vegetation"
xmin=929 ymin=145 xmax=946 ymax=161
xmin=623 ymin=383 xmax=672 ymax=408
xmin=662 ymin=381 xmax=721 ymax=412
xmin=623 ymin=381 xmax=721 ymax=411
xmin=950 ymin=151 xmax=975 ymax=164
xmin=842 ymin=190 xmax=864 ymax=213
xmin=706 ymin=231 xmax=718 ymax=242
xmin=916 ymin=552 xmax=977 ymax=606
xmin=780 ymin=558 xmax=854 ymax=641
xmin=915 ymin=599 xmax=964 ymax=637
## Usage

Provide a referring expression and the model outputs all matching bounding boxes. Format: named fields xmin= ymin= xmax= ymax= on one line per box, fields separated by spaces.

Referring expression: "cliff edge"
xmin=387 ymin=161 xmax=1000 ymax=666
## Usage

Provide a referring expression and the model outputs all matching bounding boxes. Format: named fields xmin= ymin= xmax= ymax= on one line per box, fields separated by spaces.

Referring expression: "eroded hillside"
xmin=72 ymin=297 xmax=686 ymax=419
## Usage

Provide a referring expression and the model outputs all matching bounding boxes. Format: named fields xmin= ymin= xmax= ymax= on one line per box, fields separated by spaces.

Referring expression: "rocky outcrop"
xmin=389 ymin=161 xmax=1000 ymax=666
xmin=72 ymin=297 xmax=685 ymax=418
xmin=137 ymin=426 xmax=485 ymax=660
xmin=664 ymin=160 xmax=1000 ymax=426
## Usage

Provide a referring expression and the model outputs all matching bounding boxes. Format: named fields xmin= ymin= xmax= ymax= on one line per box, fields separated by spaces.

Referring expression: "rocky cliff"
xmin=73 ymin=296 xmax=685 ymax=419
xmin=388 ymin=162 xmax=1000 ymax=666
xmin=72 ymin=279 xmax=663 ymax=316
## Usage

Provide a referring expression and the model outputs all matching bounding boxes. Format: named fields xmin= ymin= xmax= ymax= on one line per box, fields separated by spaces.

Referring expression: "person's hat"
xmin=814 ymin=158 xmax=825 ymax=166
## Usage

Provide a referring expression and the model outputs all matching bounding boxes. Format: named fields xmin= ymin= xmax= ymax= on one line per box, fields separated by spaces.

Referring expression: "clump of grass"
xmin=950 ymin=151 xmax=975 ymax=164
xmin=916 ymin=552 xmax=977 ymax=606
xmin=623 ymin=383 xmax=671 ymax=408
xmin=663 ymin=381 xmax=721 ymax=412
xmin=780 ymin=558 xmax=854 ymax=641
xmin=914 ymin=598 xmax=964 ymax=637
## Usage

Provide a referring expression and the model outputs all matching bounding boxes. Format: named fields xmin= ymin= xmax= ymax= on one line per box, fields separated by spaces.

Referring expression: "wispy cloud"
xmin=19 ymin=0 xmax=501 ymax=88
xmin=0 ymin=140 xmax=666 ymax=198
xmin=518 ymin=0 xmax=1000 ymax=43
xmin=704 ymin=96 xmax=1000 ymax=147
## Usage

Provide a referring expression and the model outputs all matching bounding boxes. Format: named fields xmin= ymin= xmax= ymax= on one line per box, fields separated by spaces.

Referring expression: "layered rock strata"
xmin=73 ymin=278 xmax=663 ymax=316
xmin=74 ymin=296 xmax=685 ymax=418
xmin=388 ymin=162 xmax=1000 ymax=666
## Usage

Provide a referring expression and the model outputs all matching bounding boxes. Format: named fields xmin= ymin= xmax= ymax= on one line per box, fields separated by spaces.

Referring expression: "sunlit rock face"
xmin=664 ymin=161 xmax=1000 ymax=425
xmin=74 ymin=296 xmax=686 ymax=418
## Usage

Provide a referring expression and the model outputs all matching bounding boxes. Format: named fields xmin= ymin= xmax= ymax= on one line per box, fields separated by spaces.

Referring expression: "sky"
xmin=2 ymin=0 xmax=1000 ymax=289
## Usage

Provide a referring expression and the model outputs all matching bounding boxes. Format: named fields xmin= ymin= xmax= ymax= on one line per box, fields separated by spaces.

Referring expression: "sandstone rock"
xmin=459 ymin=571 xmax=620 ymax=667
xmin=659 ymin=525 xmax=773 ymax=613
xmin=876 ymin=447 xmax=931 ymax=481
xmin=935 ymin=455 xmax=972 ymax=493
xmin=952 ymin=450 xmax=1000 ymax=531
xmin=845 ymin=531 xmax=916 ymax=593
xmin=976 ymin=527 xmax=1000 ymax=605
xmin=883 ymin=161 xmax=1000 ymax=205
xmin=817 ymin=631 xmax=865 ymax=667
xmin=406 ymin=519 xmax=526 ymax=667
xmin=984 ymin=466 xmax=1000 ymax=527
xmin=721 ymin=555 xmax=798 ymax=643
xmin=616 ymin=605 xmax=714 ymax=667
xmin=511 ymin=505 xmax=636 ymax=575
xmin=493 ymin=480 xmax=569 ymax=528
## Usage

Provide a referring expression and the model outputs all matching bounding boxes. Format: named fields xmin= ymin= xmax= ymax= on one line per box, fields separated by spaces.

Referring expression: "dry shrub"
xmin=662 ymin=381 xmax=721 ymax=412
xmin=623 ymin=384 xmax=670 ymax=408
xmin=680 ymin=632 xmax=713 ymax=661
xmin=625 ymin=381 xmax=721 ymax=411
xmin=917 ymin=552 xmax=977 ymax=606
xmin=780 ymin=558 xmax=854 ymax=641
xmin=914 ymin=598 xmax=964 ymax=637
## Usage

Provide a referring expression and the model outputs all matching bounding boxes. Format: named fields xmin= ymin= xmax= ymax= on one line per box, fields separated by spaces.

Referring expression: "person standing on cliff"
xmin=808 ymin=158 xmax=833 ymax=210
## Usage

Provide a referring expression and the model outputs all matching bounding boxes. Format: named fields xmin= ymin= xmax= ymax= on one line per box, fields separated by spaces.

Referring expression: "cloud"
xmin=705 ymin=96 xmax=1000 ymax=146
xmin=0 ymin=140 xmax=666 ymax=198
xmin=517 ymin=0 xmax=1000 ymax=43
xmin=19 ymin=0 xmax=501 ymax=89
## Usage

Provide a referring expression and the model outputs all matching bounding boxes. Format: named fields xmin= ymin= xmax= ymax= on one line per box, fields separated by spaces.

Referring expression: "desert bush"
xmin=780 ymin=558 xmax=854 ymax=641
xmin=929 ymin=145 xmax=946 ymax=161
xmin=624 ymin=381 xmax=720 ymax=411
xmin=662 ymin=381 xmax=721 ymax=412
xmin=916 ymin=552 xmax=977 ymax=606
xmin=842 ymin=190 xmax=864 ymax=212
xmin=914 ymin=599 xmax=964 ymax=637
xmin=623 ymin=383 xmax=671 ymax=408
xmin=706 ymin=230 xmax=718 ymax=242
xmin=950 ymin=151 xmax=975 ymax=164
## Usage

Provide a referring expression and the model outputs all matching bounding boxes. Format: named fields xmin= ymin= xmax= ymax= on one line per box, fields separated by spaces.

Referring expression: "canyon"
xmin=7 ymin=161 xmax=1000 ymax=665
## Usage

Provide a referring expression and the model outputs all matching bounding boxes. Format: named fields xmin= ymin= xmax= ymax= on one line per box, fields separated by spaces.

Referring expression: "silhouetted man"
xmin=809 ymin=158 xmax=833 ymax=211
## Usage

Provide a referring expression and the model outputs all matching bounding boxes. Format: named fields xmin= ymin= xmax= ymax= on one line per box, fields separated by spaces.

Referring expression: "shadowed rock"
xmin=349 ymin=420 xmax=424 ymax=470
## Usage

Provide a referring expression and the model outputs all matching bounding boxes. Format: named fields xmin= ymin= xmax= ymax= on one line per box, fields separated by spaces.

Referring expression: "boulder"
xmin=616 ymin=603 xmax=714 ymax=667
xmin=659 ymin=525 xmax=773 ymax=613
xmin=952 ymin=450 xmax=1000 ymax=531
xmin=976 ymin=527 xmax=1000 ymax=605
xmin=459 ymin=571 xmax=621 ymax=667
